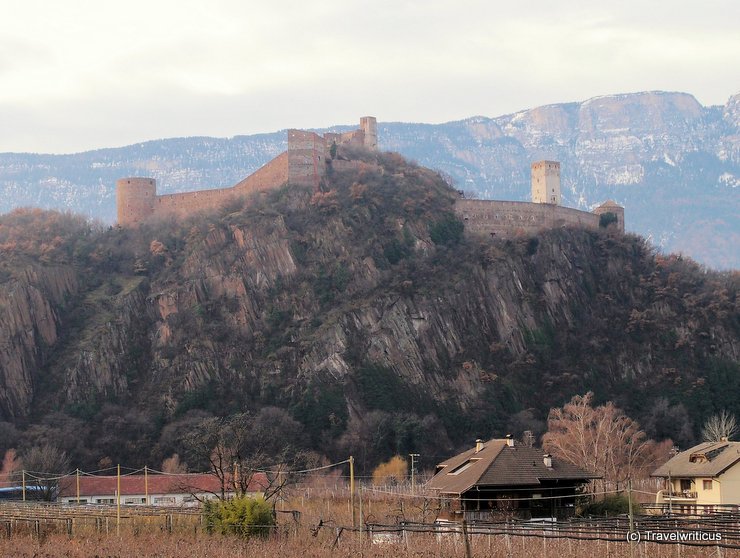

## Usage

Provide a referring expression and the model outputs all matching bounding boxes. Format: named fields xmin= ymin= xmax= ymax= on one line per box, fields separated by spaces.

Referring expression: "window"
xmin=448 ymin=458 xmax=480 ymax=476
xmin=703 ymin=480 xmax=713 ymax=490
xmin=96 ymin=498 xmax=115 ymax=504
xmin=124 ymin=497 xmax=146 ymax=505
xmin=153 ymin=496 xmax=176 ymax=504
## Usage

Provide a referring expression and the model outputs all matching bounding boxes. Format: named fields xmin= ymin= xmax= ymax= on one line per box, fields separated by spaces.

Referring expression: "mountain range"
xmin=0 ymin=90 xmax=738 ymax=269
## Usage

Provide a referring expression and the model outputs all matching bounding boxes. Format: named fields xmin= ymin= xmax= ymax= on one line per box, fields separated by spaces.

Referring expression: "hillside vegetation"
xmin=0 ymin=148 xmax=737 ymax=473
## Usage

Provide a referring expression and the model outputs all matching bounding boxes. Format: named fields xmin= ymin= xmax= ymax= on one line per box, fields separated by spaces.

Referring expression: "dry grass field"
xmin=0 ymin=530 xmax=736 ymax=558
xmin=1 ymin=487 xmax=738 ymax=557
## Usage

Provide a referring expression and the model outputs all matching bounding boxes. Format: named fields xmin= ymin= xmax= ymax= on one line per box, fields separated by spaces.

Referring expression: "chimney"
xmin=543 ymin=454 xmax=552 ymax=468
xmin=505 ymin=434 xmax=514 ymax=447
xmin=475 ymin=439 xmax=484 ymax=453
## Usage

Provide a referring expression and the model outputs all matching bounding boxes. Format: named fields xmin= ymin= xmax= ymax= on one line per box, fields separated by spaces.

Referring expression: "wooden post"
xmin=144 ymin=466 xmax=149 ymax=505
xmin=21 ymin=470 xmax=26 ymax=502
xmin=461 ymin=519 xmax=473 ymax=558
xmin=116 ymin=464 xmax=121 ymax=536
xmin=359 ymin=485 xmax=363 ymax=541
xmin=349 ymin=456 xmax=356 ymax=529
xmin=628 ymin=478 xmax=635 ymax=558
xmin=76 ymin=468 xmax=80 ymax=503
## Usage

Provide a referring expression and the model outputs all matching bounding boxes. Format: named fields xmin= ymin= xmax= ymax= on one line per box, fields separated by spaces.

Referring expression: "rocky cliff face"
xmin=0 ymin=91 xmax=737 ymax=269
xmin=0 ymin=265 xmax=80 ymax=418
xmin=0 ymin=151 xmax=737 ymax=470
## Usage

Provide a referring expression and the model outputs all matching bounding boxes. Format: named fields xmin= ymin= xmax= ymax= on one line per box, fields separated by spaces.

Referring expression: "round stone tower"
xmin=116 ymin=177 xmax=156 ymax=226
xmin=360 ymin=116 xmax=378 ymax=151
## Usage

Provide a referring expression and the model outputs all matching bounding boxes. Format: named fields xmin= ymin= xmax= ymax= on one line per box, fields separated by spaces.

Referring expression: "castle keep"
xmin=116 ymin=117 xmax=624 ymax=236
xmin=116 ymin=117 xmax=378 ymax=226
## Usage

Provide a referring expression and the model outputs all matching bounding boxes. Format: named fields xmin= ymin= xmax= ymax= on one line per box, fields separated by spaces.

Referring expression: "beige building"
xmin=652 ymin=441 xmax=740 ymax=513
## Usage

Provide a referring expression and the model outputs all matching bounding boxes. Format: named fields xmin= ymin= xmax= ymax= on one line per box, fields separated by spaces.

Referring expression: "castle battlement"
xmin=116 ymin=117 xmax=378 ymax=226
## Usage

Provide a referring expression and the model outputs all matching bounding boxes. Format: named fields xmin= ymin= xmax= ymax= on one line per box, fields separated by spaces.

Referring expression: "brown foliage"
xmin=543 ymin=392 xmax=670 ymax=491
xmin=371 ymin=455 xmax=407 ymax=486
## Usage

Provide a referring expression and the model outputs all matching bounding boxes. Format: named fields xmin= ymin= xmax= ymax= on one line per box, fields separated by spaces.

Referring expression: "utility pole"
xmin=409 ymin=454 xmax=420 ymax=494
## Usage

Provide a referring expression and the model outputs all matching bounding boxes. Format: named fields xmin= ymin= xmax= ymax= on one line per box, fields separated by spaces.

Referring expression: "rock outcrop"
xmin=0 ymin=150 xmax=737 ymax=469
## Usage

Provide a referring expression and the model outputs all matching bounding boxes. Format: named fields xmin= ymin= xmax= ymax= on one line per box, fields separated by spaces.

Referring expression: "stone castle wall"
xmin=117 ymin=122 xmax=625 ymax=238
xmin=117 ymin=118 xmax=377 ymax=226
xmin=116 ymin=153 xmax=290 ymax=225
xmin=454 ymin=199 xmax=604 ymax=238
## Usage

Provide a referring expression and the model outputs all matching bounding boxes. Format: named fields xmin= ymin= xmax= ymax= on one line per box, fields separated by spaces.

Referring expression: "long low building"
xmin=57 ymin=472 xmax=268 ymax=506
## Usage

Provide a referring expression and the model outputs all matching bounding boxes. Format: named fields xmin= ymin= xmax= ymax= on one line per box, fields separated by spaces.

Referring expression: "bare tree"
xmin=542 ymin=392 xmax=669 ymax=492
xmin=20 ymin=443 xmax=71 ymax=501
xmin=701 ymin=410 xmax=738 ymax=442
xmin=182 ymin=411 xmax=309 ymax=507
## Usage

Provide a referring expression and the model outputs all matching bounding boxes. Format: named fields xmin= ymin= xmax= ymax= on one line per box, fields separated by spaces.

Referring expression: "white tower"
xmin=531 ymin=161 xmax=561 ymax=205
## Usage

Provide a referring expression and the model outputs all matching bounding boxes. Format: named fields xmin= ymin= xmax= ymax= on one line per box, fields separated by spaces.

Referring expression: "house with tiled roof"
xmin=652 ymin=440 xmax=740 ymax=514
xmin=427 ymin=437 xmax=598 ymax=521
xmin=57 ymin=472 xmax=268 ymax=506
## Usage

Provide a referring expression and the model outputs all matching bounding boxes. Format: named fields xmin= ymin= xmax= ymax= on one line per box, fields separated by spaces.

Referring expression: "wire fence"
xmin=2 ymin=499 xmax=739 ymax=552
xmin=2 ymin=463 xmax=739 ymax=552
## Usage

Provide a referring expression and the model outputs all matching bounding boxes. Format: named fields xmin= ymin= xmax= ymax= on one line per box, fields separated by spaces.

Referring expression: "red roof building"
xmin=57 ymin=472 xmax=268 ymax=506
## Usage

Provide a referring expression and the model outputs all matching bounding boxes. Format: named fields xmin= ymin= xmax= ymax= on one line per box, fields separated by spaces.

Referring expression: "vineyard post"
xmin=116 ymin=464 xmax=121 ymax=536
xmin=349 ymin=456 xmax=356 ymax=529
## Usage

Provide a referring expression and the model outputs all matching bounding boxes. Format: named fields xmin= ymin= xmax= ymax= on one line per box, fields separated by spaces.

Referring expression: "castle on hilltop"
xmin=455 ymin=161 xmax=625 ymax=237
xmin=116 ymin=116 xmax=624 ymax=236
xmin=116 ymin=117 xmax=378 ymax=226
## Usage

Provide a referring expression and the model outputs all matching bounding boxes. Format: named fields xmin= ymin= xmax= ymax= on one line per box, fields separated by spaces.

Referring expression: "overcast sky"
xmin=1 ymin=0 xmax=738 ymax=154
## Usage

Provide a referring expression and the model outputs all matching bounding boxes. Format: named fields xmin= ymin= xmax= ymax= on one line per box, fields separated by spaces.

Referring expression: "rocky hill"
xmin=0 ymin=149 xmax=738 ymax=473
xmin=0 ymin=91 xmax=737 ymax=269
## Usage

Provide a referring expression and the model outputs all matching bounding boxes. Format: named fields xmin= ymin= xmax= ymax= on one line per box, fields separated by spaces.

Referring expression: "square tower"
xmin=531 ymin=161 xmax=561 ymax=205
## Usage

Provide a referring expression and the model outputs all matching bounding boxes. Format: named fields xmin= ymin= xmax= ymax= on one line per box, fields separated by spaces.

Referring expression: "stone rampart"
xmin=116 ymin=118 xmax=377 ymax=226
xmin=117 ymin=153 xmax=291 ymax=225
xmin=232 ymin=152 xmax=289 ymax=195
xmin=454 ymin=199 xmax=601 ymax=238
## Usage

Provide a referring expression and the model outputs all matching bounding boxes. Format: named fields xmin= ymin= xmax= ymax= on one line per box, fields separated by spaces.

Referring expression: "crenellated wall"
xmin=116 ymin=118 xmax=377 ymax=226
